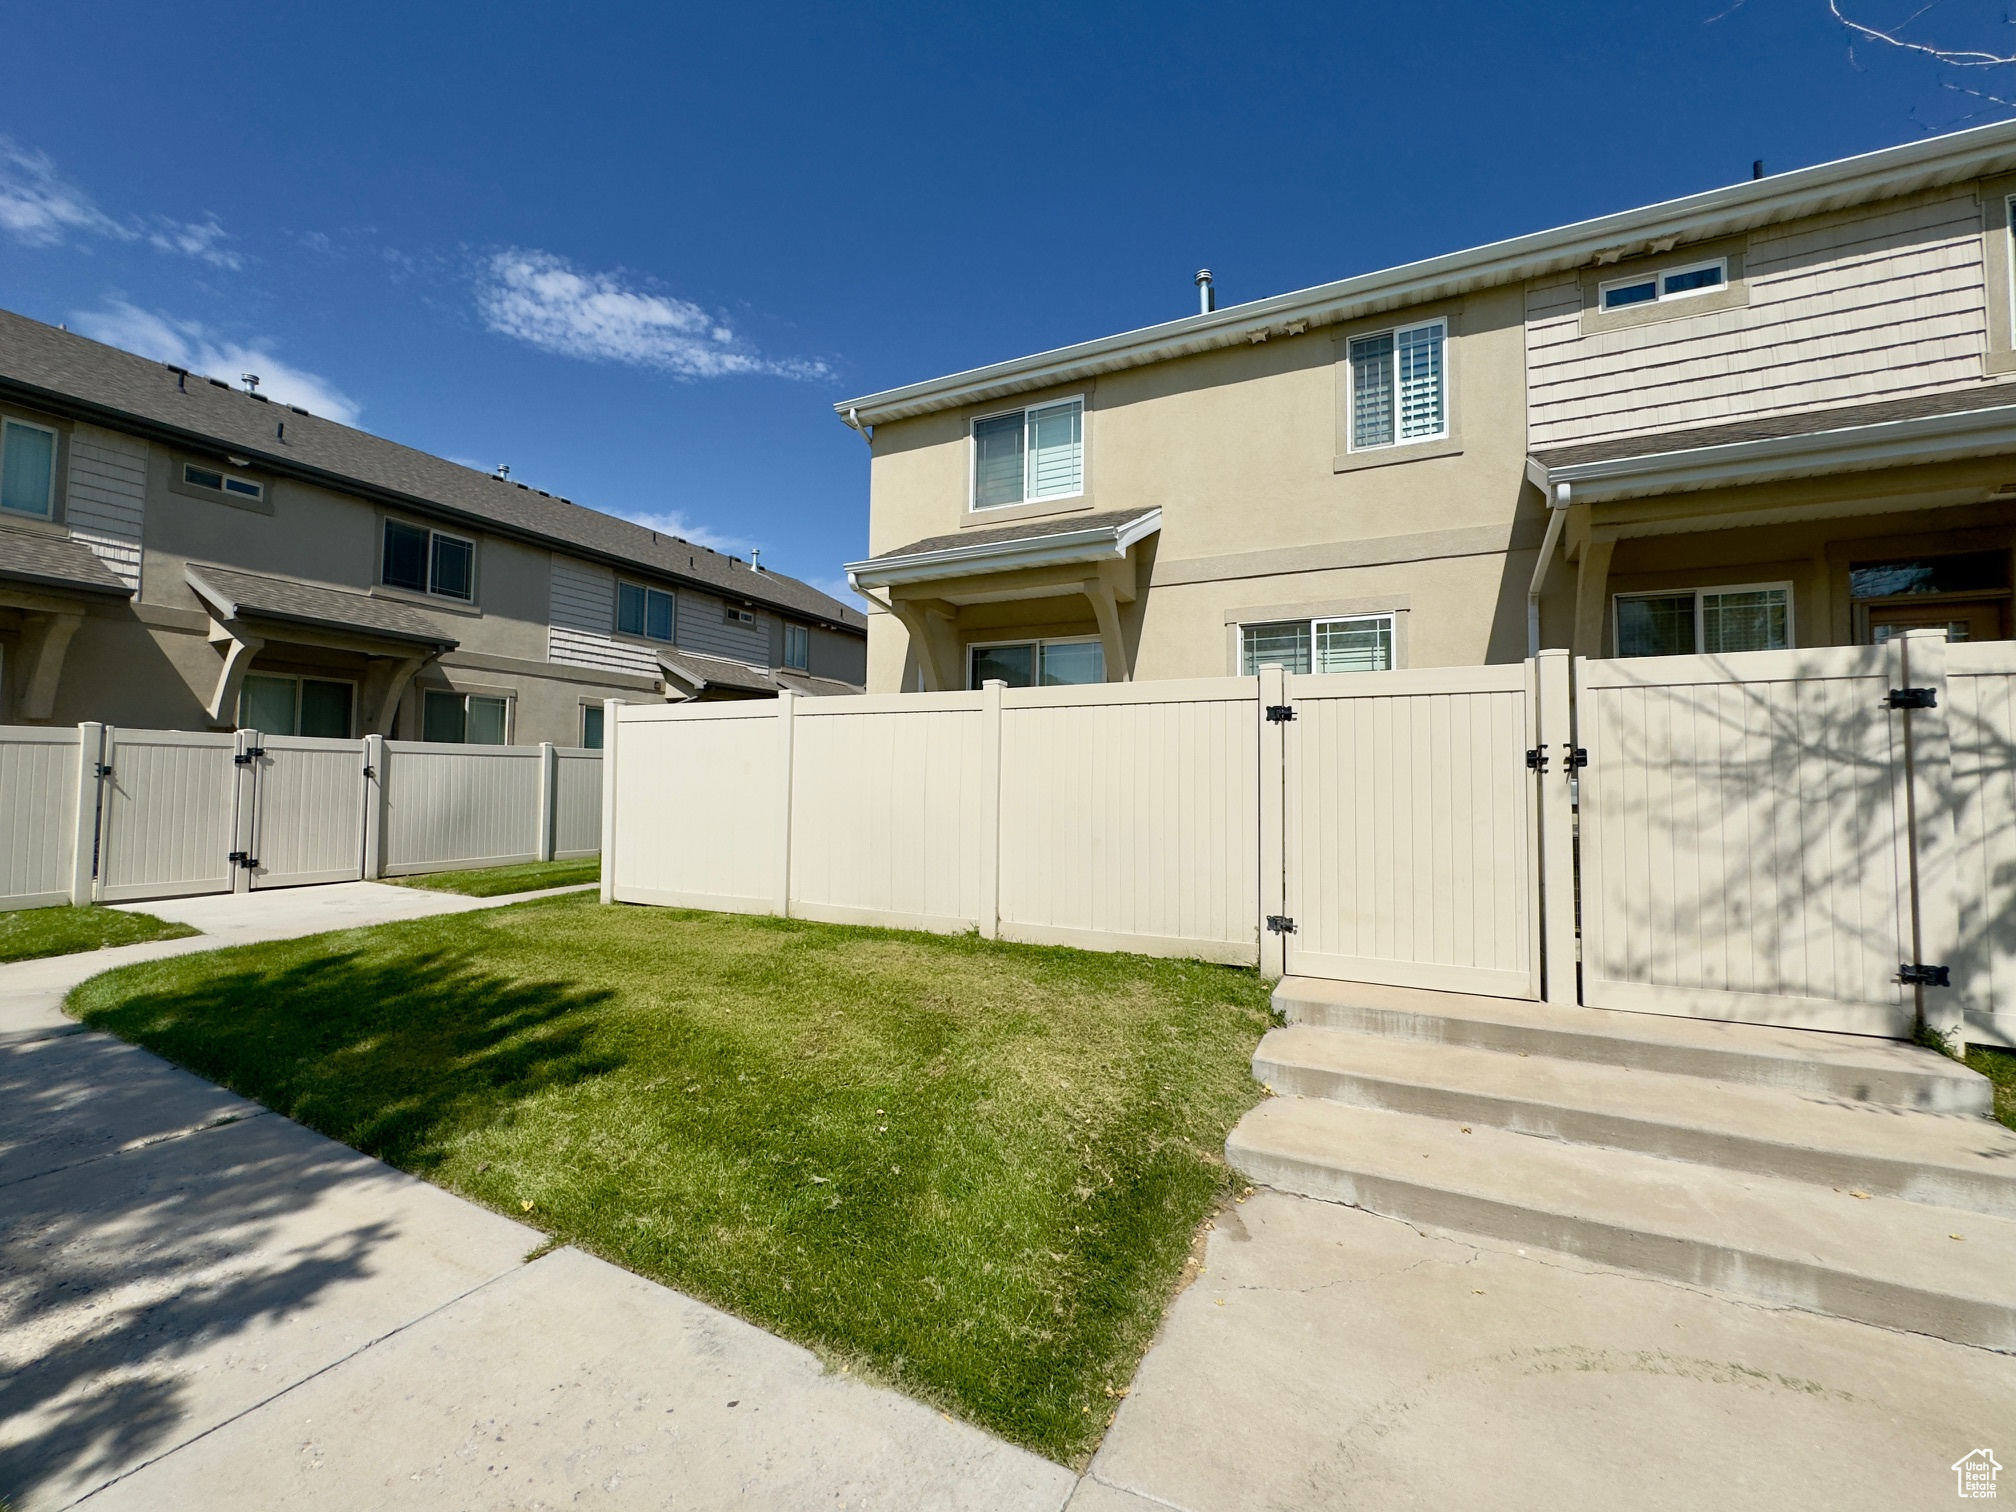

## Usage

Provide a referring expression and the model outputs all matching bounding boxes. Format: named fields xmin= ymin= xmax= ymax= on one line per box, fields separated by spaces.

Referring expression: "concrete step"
xmin=1254 ymin=1025 xmax=2016 ymax=1217
xmin=1273 ymin=978 xmax=1990 ymax=1114
xmin=1227 ymin=1096 xmax=2016 ymax=1351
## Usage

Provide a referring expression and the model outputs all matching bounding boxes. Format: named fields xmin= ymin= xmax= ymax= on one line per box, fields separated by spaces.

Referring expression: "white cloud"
xmin=475 ymin=249 xmax=826 ymax=380
xmin=0 ymin=137 xmax=240 ymax=267
xmin=71 ymin=300 xmax=362 ymax=426
xmin=618 ymin=508 xmax=756 ymax=558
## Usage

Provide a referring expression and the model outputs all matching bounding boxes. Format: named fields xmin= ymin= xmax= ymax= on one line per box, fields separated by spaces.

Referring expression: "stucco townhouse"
xmin=0 ymin=309 xmax=866 ymax=742
xmin=840 ymin=121 xmax=2016 ymax=690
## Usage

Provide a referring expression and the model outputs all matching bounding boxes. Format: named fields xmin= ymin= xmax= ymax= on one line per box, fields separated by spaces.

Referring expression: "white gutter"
xmin=836 ymin=119 xmax=2016 ymax=426
xmin=1540 ymin=401 xmax=2016 ymax=504
xmin=1526 ymin=481 xmax=1571 ymax=658
xmin=846 ymin=509 xmax=1162 ymax=592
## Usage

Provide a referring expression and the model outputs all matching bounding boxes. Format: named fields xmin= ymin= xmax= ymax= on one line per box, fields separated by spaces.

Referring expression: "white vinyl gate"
xmin=242 ymin=735 xmax=369 ymax=888
xmin=96 ymin=728 xmax=241 ymax=902
xmin=1281 ymin=663 xmax=1542 ymax=999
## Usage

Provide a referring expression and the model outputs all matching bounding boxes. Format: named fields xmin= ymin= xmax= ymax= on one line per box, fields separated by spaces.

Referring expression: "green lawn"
xmin=0 ymin=905 xmax=198 ymax=965
xmin=1966 ymin=1046 xmax=2016 ymax=1133
xmin=390 ymin=857 xmax=600 ymax=897
xmin=69 ymin=895 xmax=1274 ymax=1464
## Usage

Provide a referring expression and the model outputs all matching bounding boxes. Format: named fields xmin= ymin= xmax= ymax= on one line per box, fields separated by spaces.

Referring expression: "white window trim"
xmin=615 ymin=580 xmax=677 ymax=643
xmin=1612 ymin=579 xmax=1795 ymax=657
xmin=383 ymin=518 xmax=478 ymax=602
xmin=236 ymin=672 xmax=359 ymax=738
xmin=182 ymin=460 xmax=265 ymax=503
xmin=1240 ymin=613 xmax=1398 ymax=674
xmin=1345 ymin=321 xmax=1448 ymax=454
xmin=968 ymin=394 xmax=1087 ymax=511
xmin=783 ymin=622 xmax=811 ymax=670
xmin=1599 ymin=257 xmax=1730 ymax=312
xmin=422 ymin=687 xmax=514 ymax=744
xmin=965 ymin=634 xmax=1103 ymax=688
xmin=0 ymin=416 xmax=58 ymax=518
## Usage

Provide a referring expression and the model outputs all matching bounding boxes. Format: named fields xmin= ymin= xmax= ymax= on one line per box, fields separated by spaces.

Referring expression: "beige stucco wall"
xmin=861 ymin=282 xmax=1549 ymax=690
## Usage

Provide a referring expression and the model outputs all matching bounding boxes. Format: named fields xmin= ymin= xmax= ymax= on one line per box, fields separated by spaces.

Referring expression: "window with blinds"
xmin=1348 ymin=320 xmax=1446 ymax=451
xmin=1240 ymin=614 xmax=1395 ymax=675
xmin=971 ymin=398 xmax=1083 ymax=508
xmin=1614 ymin=584 xmax=1791 ymax=657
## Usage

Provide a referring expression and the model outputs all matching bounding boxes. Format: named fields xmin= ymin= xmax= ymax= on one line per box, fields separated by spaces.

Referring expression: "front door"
xmin=1867 ymin=600 xmax=2005 ymax=646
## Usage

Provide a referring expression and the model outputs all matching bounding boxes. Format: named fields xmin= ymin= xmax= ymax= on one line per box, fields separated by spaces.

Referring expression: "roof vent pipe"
xmin=1195 ymin=269 xmax=1215 ymax=314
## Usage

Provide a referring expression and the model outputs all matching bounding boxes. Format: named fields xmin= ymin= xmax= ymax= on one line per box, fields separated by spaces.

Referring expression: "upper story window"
xmin=1348 ymin=321 xmax=1445 ymax=451
xmin=182 ymin=461 xmax=265 ymax=504
xmin=725 ymin=603 xmax=756 ymax=625
xmin=0 ymin=417 xmax=57 ymax=518
xmin=382 ymin=518 xmax=474 ymax=601
xmin=783 ymin=622 xmax=810 ymax=670
xmin=617 ymin=581 xmax=675 ymax=641
xmin=1599 ymin=257 xmax=1727 ymax=312
xmin=1240 ymin=614 xmax=1395 ymax=675
xmin=971 ymin=397 xmax=1083 ymax=509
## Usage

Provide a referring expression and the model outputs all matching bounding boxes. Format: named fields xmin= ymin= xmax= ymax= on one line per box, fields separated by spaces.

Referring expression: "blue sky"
xmin=0 ymin=1 xmax=2002 ymax=601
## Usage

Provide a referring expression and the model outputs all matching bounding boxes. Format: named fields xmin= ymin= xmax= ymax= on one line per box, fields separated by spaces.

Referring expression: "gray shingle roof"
xmin=870 ymin=508 xmax=1157 ymax=561
xmin=657 ymin=646 xmax=861 ymax=697
xmin=1531 ymin=385 xmax=2016 ymax=469
xmin=0 ymin=308 xmax=865 ymax=632
xmin=185 ymin=563 xmax=458 ymax=649
xmin=0 ymin=525 xmax=133 ymax=596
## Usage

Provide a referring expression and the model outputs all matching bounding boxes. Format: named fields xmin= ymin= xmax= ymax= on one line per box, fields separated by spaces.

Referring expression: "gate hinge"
xmin=227 ymin=851 xmax=259 ymax=870
xmin=93 ymin=763 xmax=113 ymax=779
xmin=1266 ymin=914 xmax=1297 ymax=935
xmin=1897 ymin=963 xmax=1951 ymax=987
xmin=1525 ymin=747 xmax=1548 ymax=772
xmin=1884 ymin=687 xmax=1937 ymax=711
xmin=1265 ymin=704 xmax=1296 ymax=723
xmin=1567 ymin=746 xmax=1589 ymax=769
xmin=233 ymin=746 xmax=266 ymax=766
xmin=362 ymin=763 xmax=376 ymax=778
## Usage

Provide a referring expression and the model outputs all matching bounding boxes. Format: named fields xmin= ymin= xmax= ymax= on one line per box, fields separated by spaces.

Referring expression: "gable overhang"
xmin=1534 ymin=402 xmax=2016 ymax=509
xmin=845 ymin=509 xmax=1162 ymax=593
xmin=837 ymin=120 xmax=2016 ymax=426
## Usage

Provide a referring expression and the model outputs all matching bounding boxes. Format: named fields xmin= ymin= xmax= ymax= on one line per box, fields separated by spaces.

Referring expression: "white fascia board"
xmin=183 ymin=564 xmax=239 ymax=620
xmin=846 ymin=509 xmax=1162 ymax=591
xmin=837 ymin=120 xmax=2016 ymax=426
xmin=1541 ymin=404 xmax=2016 ymax=503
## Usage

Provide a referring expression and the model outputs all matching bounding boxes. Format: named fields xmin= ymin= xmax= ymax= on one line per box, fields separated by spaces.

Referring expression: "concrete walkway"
xmin=0 ymin=884 xmax=1074 ymax=1511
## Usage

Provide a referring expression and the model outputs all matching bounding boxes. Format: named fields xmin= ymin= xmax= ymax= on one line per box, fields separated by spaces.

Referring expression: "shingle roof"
xmin=0 ymin=308 xmax=865 ymax=633
xmin=1531 ymin=385 xmax=2016 ymax=469
xmin=0 ymin=525 xmax=133 ymax=596
xmin=185 ymin=563 xmax=459 ymax=649
xmin=657 ymin=646 xmax=861 ymax=698
xmin=870 ymin=508 xmax=1157 ymax=561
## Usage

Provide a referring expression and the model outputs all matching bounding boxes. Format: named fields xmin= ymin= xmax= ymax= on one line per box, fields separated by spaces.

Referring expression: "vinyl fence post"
xmin=70 ymin=722 xmax=103 ymax=906
xmin=1899 ymin=629 xmax=1965 ymax=1050
xmin=1535 ymin=650 xmax=1580 ymax=1007
xmin=599 ymin=700 xmax=622 ymax=904
xmin=361 ymin=734 xmax=386 ymax=880
xmin=978 ymin=678 xmax=1004 ymax=939
xmin=537 ymin=741 xmax=558 ymax=863
xmin=1258 ymin=662 xmax=1287 ymax=981
xmin=775 ymin=690 xmax=797 ymax=918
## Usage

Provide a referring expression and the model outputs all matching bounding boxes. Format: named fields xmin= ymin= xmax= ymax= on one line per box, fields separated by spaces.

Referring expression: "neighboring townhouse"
xmin=0 ymin=310 xmax=865 ymax=742
xmin=840 ymin=121 xmax=2016 ymax=690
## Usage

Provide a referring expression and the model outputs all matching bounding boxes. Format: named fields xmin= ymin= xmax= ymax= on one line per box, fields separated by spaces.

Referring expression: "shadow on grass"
xmin=1 ymin=948 xmax=617 ymax=1506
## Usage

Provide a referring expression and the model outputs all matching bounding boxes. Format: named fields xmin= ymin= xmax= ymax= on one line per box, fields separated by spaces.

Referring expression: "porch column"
xmin=362 ymin=653 xmax=430 ymax=736
xmin=16 ymin=609 xmax=84 ymax=721
xmin=887 ymin=598 xmax=959 ymax=691
xmin=204 ymin=618 xmax=265 ymax=725
xmin=1082 ymin=577 xmax=1129 ymax=683
xmin=1572 ymin=537 xmax=1615 ymax=658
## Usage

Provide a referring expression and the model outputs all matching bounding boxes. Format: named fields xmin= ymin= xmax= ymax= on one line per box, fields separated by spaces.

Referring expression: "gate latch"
xmin=1897 ymin=963 xmax=1951 ymax=988
xmin=1265 ymin=705 xmax=1296 ymax=724
xmin=1568 ymin=746 xmax=1589 ymax=769
xmin=1885 ymin=688 xmax=1937 ymax=711
xmin=233 ymin=747 xmax=266 ymax=765
xmin=1525 ymin=747 xmax=1549 ymax=773
xmin=227 ymin=851 xmax=259 ymax=870
xmin=93 ymin=763 xmax=113 ymax=779
xmin=1265 ymin=915 xmax=1297 ymax=935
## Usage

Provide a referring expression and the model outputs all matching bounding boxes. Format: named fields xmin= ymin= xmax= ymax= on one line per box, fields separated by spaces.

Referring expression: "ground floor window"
xmin=239 ymin=673 xmax=354 ymax=737
xmin=1614 ymin=583 xmax=1791 ymax=658
xmin=580 ymin=703 xmax=604 ymax=749
xmin=423 ymin=689 xmax=509 ymax=744
xmin=968 ymin=637 xmax=1104 ymax=688
xmin=1239 ymin=614 xmax=1395 ymax=676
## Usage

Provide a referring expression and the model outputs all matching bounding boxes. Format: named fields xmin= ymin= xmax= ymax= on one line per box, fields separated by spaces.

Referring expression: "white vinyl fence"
xmin=0 ymin=723 xmax=601 ymax=911
xmin=604 ymin=628 xmax=2003 ymax=1049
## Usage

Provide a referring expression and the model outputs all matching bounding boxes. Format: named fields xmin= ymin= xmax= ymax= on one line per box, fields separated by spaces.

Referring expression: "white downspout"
xmin=1526 ymin=477 xmax=1571 ymax=658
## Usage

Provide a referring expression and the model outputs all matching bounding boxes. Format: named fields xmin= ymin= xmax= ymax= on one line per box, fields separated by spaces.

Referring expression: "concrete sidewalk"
xmin=0 ymin=882 xmax=1076 ymax=1510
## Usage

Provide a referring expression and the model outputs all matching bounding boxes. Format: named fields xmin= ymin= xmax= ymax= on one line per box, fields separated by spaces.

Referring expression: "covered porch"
xmin=845 ymin=508 xmax=1159 ymax=691
xmin=0 ymin=526 xmax=134 ymax=722
xmin=1528 ymin=389 xmax=2016 ymax=658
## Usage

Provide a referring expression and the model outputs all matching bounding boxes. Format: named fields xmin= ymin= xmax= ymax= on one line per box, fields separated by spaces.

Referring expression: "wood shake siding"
xmin=546 ymin=553 xmax=660 ymax=676
xmin=1527 ymin=190 xmax=1990 ymax=450
xmin=64 ymin=424 xmax=146 ymax=589
xmin=675 ymin=587 xmax=769 ymax=664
